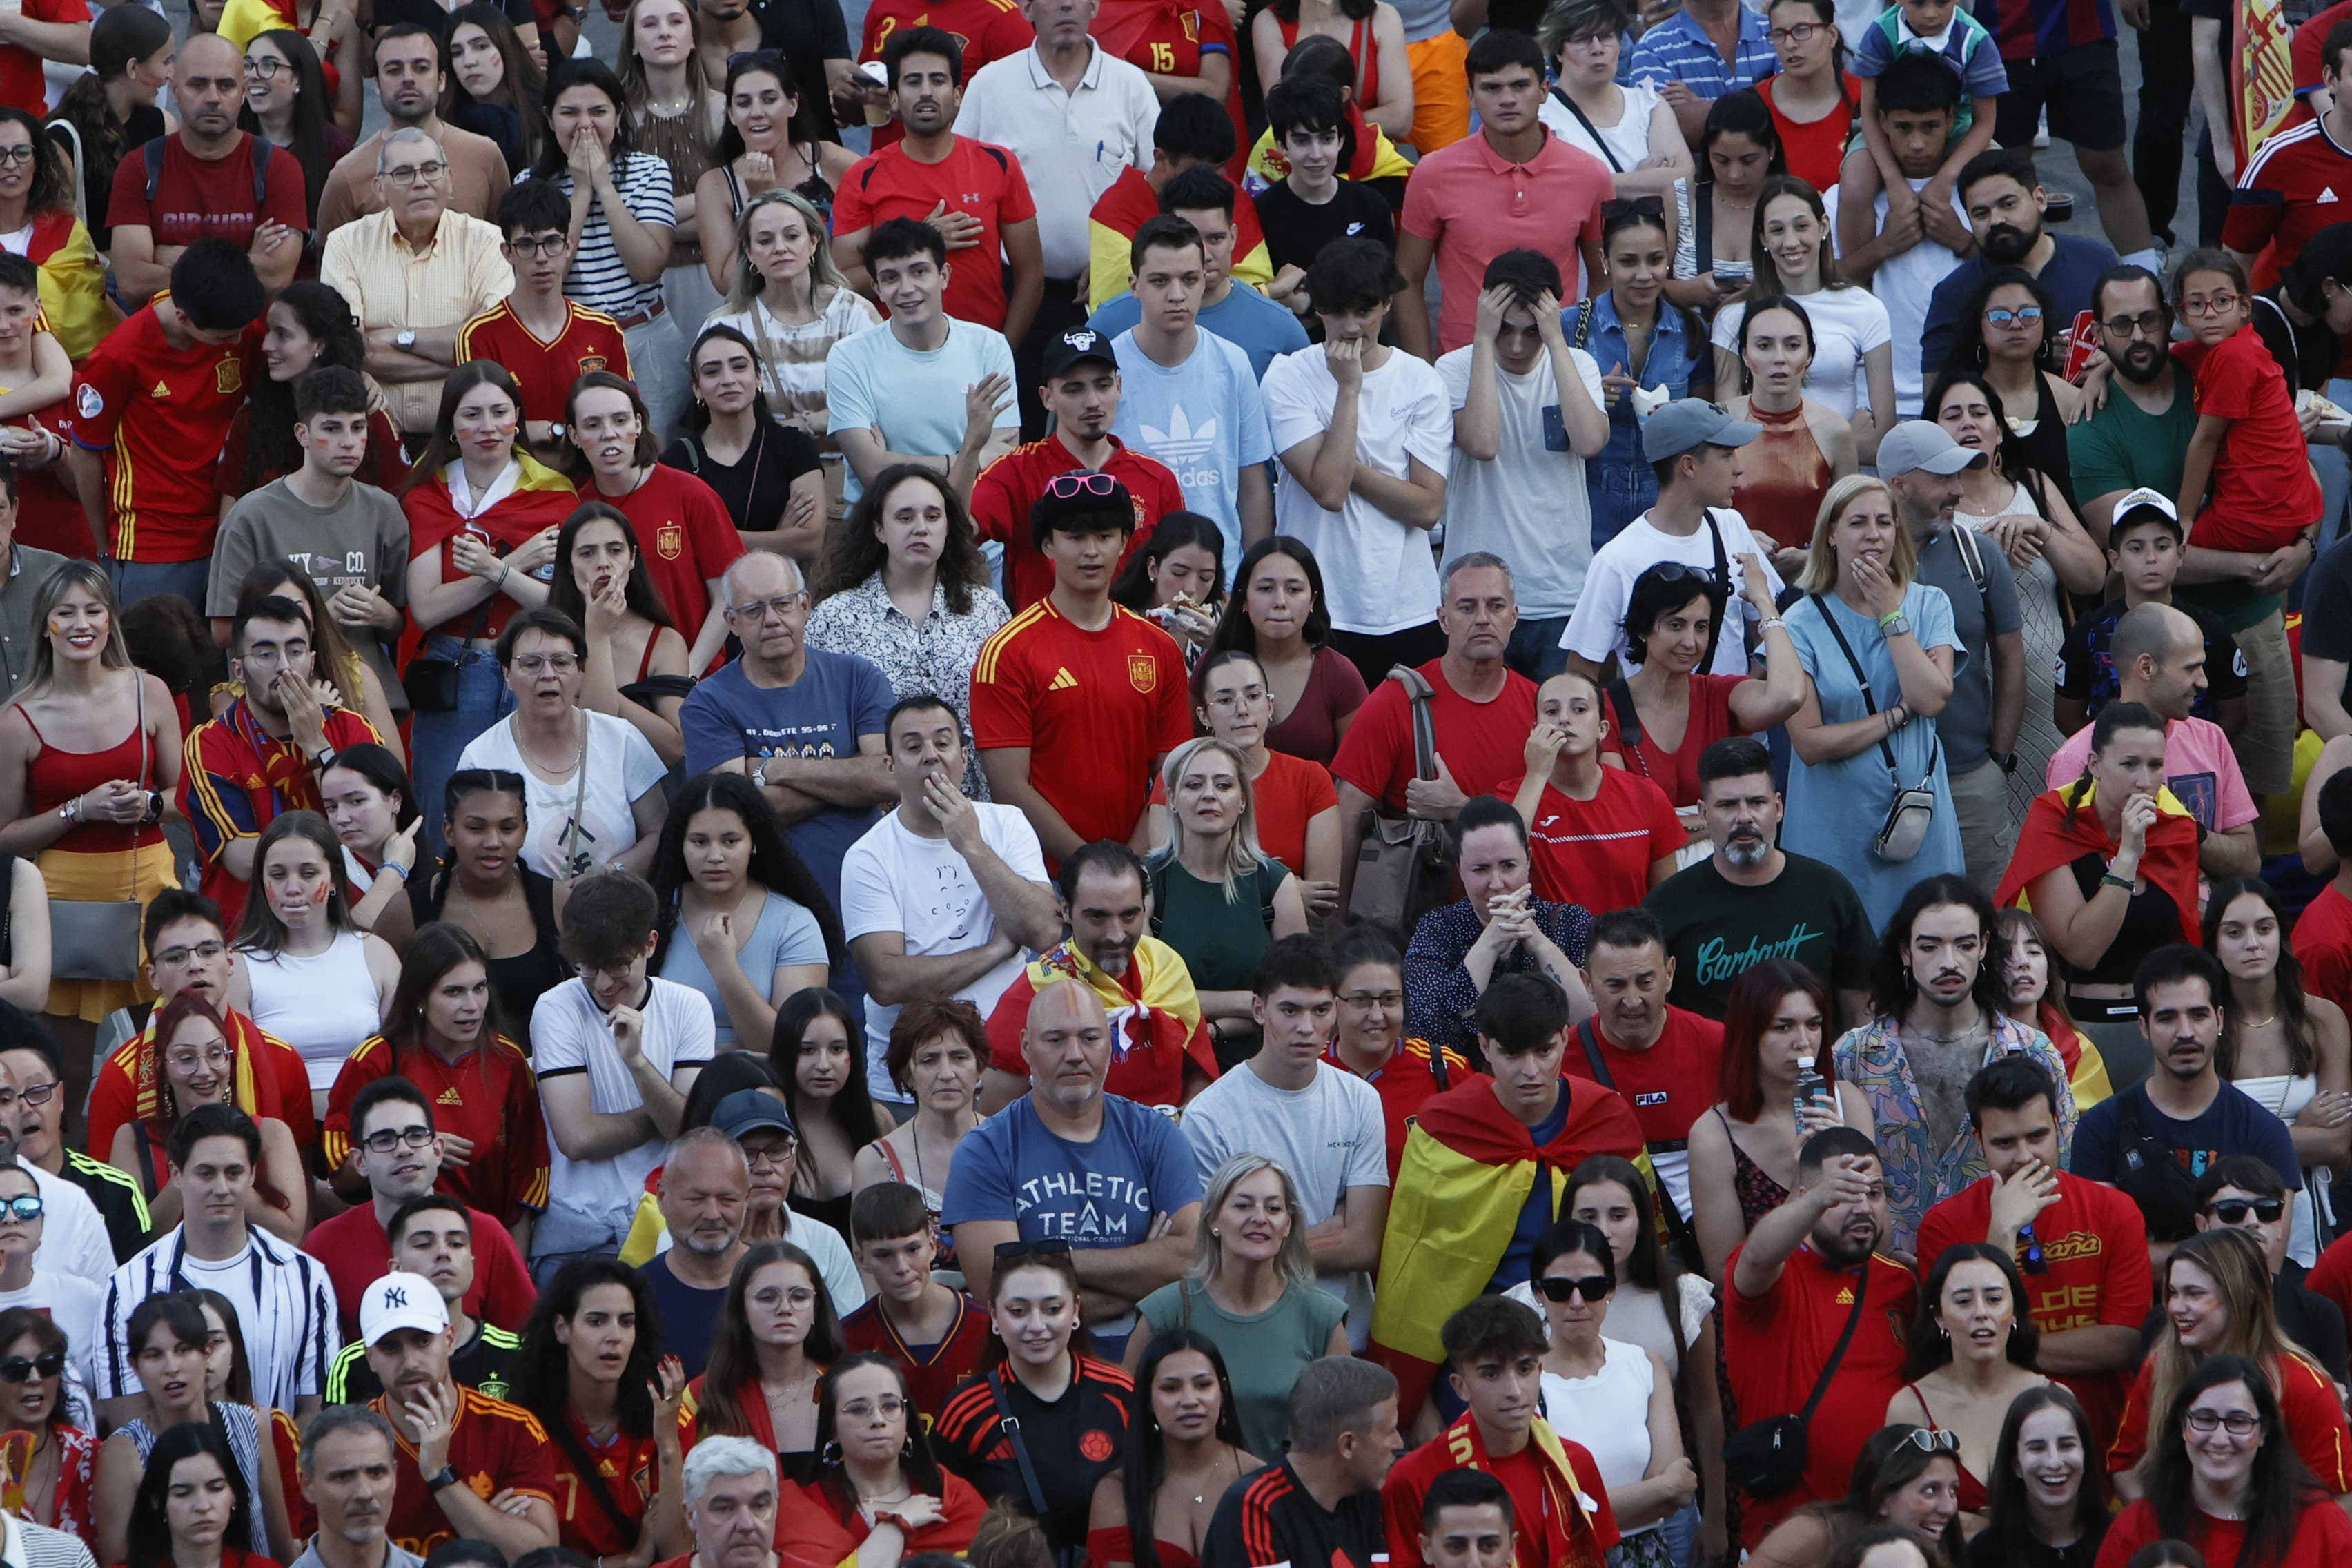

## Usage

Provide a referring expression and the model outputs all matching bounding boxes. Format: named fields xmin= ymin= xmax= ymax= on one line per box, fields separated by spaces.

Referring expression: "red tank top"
xmin=1274 ymin=12 xmax=1380 ymax=106
xmin=23 ymin=707 xmax=164 ymax=855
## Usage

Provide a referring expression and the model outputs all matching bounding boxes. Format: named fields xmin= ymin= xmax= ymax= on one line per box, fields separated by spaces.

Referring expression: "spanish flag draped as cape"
xmin=1369 ymin=1075 xmax=1647 ymax=1415
xmin=1992 ymin=780 xmax=2203 ymax=948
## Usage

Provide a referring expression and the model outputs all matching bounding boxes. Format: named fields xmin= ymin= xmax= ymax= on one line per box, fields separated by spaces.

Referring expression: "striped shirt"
xmin=520 ymin=153 xmax=676 ymax=321
xmin=1624 ymin=7 xmax=1778 ymax=100
xmin=705 ymin=290 xmax=881 ymax=437
xmin=98 ymin=1228 xmax=341 ymax=1411
xmin=0 ymin=1510 xmax=99 ymax=1568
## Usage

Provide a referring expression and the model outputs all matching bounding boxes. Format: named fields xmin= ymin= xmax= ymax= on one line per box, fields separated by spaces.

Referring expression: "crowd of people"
xmin=12 ymin=0 xmax=2352 ymax=1562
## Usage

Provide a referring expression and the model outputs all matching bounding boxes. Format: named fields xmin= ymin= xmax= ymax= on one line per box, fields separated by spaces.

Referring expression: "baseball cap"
xmin=709 ymin=1089 xmax=797 ymax=1143
xmin=1040 ymin=327 xmax=1117 ymax=380
xmin=2108 ymin=487 xmax=2183 ymax=542
xmin=1876 ymin=420 xmax=1988 ymax=478
xmin=360 ymin=1271 xmax=449 ymax=1346
xmin=1641 ymin=399 xmax=1761 ymax=462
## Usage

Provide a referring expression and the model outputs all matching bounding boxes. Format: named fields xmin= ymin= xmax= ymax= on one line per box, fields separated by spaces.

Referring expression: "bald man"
xmin=2046 ymin=601 xmax=2261 ymax=878
xmin=941 ymin=978 xmax=1202 ymax=1353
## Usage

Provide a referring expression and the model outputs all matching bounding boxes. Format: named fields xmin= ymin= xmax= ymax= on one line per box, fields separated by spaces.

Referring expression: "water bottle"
xmin=1793 ymin=1055 xmax=1827 ymax=1135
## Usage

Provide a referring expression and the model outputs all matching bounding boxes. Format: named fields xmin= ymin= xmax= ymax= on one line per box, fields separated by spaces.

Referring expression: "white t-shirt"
xmin=837 ymin=804 xmax=1050 ymax=1089
xmin=1179 ymin=1061 xmax=1389 ymax=1342
xmin=1712 ymin=284 xmax=1893 ymax=418
xmin=528 ymin=976 xmax=716 ymax=1257
xmin=458 ymin=712 xmax=669 ymax=881
xmin=1538 ymin=1339 xmax=1663 ymax=1533
xmin=1535 ymin=82 xmax=1698 ymax=279
xmin=1560 ymin=506 xmax=1785 ymax=674
xmin=26 ymin=1164 xmax=112 ymax=1288
xmin=0 ymin=1271 xmax=104 ymax=1415
xmin=1824 ymin=182 xmax=1968 ymax=417
xmin=1262 ymin=346 xmax=1455 ymax=636
xmin=1435 ymin=344 xmax=1607 ymax=619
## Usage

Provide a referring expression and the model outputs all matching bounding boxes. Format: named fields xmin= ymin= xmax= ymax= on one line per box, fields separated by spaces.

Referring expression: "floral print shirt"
xmin=804 ymin=571 xmax=1010 ymax=796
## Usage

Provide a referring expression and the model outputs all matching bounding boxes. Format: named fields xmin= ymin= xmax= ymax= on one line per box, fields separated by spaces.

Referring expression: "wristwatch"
xmin=751 ymin=757 xmax=770 ymax=789
xmin=311 ymin=745 xmax=339 ymax=771
xmin=395 ymin=328 xmax=418 ymax=353
xmin=1990 ymin=751 xmax=2019 ymax=776
xmin=424 ymin=1466 xmax=461 ymax=1493
xmin=1879 ymin=612 xmax=1913 ymax=639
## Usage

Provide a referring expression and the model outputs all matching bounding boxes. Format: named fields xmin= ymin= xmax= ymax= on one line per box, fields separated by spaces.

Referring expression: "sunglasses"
xmin=1601 ymin=195 xmax=1665 ymax=221
xmin=1899 ymin=1428 xmax=1961 ymax=1455
xmin=2017 ymin=1224 xmax=2048 ymax=1275
xmin=2208 ymin=1199 xmax=2286 ymax=1224
xmin=1984 ymin=305 xmax=2045 ymax=328
xmin=0 ymin=1197 xmax=43 ymax=1223
xmin=1535 ymin=1274 xmax=1613 ymax=1303
xmin=0 ymin=1352 xmax=64 ymax=1384
xmin=1044 ymin=471 xmax=1121 ymax=500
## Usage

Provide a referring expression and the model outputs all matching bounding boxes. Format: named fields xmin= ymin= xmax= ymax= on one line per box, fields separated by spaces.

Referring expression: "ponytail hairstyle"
xmin=2064 ymin=700 xmax=2164 ymax=828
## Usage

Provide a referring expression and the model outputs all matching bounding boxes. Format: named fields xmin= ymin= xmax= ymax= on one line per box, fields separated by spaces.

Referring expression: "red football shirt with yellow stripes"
xmin=323 ymin=1032 xmax=551 ymax=1227
xmin=68 ymin=298 xmax=260 ymax=562
xmin=547 ymin=1411 xmax=665 ymax=1559
xmin=375 ymin=1386 xmax=560 ymax=1556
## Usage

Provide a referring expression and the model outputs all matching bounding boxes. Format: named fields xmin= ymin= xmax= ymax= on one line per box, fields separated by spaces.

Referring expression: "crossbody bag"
xmin=1718 ymin=1260 xmax=1871 ymax=1497
xmin=1809 ymin=595 xmax=1939 ymax=862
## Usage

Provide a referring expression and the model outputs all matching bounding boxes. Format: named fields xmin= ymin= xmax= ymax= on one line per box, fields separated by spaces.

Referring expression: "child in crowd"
xmin=2170 ymin=250 xmax=2325 ymax=571
xmin=1834 ymin=0 xmax=2004 ymax=269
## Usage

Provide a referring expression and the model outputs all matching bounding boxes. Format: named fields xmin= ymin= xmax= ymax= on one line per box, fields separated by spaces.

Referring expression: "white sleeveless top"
xmin=2236 ymin=1071 xmax=2329 ymax=1266
xmin=242 ymin=928 xmax=380 ymax=1090
xmin=1539 ymin=1338 xmax=1661 ymax=1534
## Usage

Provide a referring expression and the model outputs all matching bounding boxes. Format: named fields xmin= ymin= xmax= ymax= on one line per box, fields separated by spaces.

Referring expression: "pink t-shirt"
xmin=1399 ymin=130 xmax=1613 ymax=353
xmin=2043 ymin=714 xmax=2258 ymax=834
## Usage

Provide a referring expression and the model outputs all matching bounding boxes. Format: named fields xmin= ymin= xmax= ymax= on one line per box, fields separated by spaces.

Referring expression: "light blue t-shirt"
xmin=1090 ymin=282 xmax=1310 ymax=381
xmin=1109 ymin=328 xmax=1275 ymax=581
xmin=656 ymin=889 xmax=830 ymax=1046
xmin=825 ymin=317 xmax=1019 ymax=504
xmin=942 ymin=1092 xmax=1202 ymax=1242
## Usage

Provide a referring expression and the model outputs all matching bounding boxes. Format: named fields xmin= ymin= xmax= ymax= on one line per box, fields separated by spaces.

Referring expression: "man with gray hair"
xmin=680 ymin=551 xmax=896 ymax=916
xmin=681 ymin=1437 xmax=781 ymax=1568
xmin=2044 ymin=599 xmax=2261 ymax=877
xmin=320 ymin=124 xmax=513 ymax=446
xmin=295 ymin=1406 xmax=418 ymax=1568
xmin=1333 ymin=553 xmax=1538 ymax=917
xmin=1204 ymin=1357 xmax=1401 ymax=1568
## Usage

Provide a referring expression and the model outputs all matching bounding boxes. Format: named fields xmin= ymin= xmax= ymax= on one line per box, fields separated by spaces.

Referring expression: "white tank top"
xmin=243 ymin=928 xmax=379 ymax=1090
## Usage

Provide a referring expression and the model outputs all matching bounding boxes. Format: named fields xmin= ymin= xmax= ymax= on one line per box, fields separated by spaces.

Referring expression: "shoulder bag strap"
xmin=988 ymin=1372 xmax=1054 ymax=1520
xmin=1387 ymin=665 xmax=1439 ymax=783
xmin=1809 ymin=594 xmax=1903 ymax=781
xmin=1549 ymin=87 xmax=1625 ymax=172
xmin=1701 ymin=511 xmax=1732 ymax=673
xmin=1574 ymin=1017 xmax=1617 ymax=1091
xmin=1798 ymin=1262 xmax=1872 ymax=1426
xmin=1950 ymin=523 xmax=1995 ymax=634
xmin=1606 ymin=678 xmax=1643 ymax=752
xmin=543 ymin=1409 xmax=643 ymax=1545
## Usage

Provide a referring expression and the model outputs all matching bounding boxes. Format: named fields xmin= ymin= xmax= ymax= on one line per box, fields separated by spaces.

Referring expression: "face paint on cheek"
xmin=314 ymin=882 xmax=333 ymax=905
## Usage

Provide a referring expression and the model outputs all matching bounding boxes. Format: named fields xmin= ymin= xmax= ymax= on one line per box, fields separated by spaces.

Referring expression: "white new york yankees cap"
xmin=360 ymin=1270 xmax=451 ymax=1346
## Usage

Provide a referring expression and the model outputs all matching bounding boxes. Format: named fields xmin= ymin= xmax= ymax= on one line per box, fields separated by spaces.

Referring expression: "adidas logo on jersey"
xmin=437 ymin=1088 xmax=464 ymax=1106
xmin=1049 ymin=667 xmax=1079 ymax=690
xmin=2325 ymin=188 xmax=2342 ymax=204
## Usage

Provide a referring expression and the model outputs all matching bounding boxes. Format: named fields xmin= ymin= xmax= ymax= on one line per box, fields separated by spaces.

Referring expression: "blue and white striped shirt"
xmin=1625 ymin=8 xmax=1778 ymax=101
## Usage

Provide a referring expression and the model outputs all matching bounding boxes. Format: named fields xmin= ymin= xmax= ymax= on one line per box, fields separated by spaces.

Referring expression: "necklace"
xmin=513 ymin=714 xmax=585 ymax=779
xmin=2242 ymin=1010 xmax=2280 ymax=1029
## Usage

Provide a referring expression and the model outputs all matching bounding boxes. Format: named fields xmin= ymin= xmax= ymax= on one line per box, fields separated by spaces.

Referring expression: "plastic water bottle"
xmin=1793 ymin=1055 xmax=1827 ymax=1135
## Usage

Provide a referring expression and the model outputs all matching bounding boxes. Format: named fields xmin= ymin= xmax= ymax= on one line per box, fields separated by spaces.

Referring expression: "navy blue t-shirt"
xmin=2071 ymin=1079 xmax=2302 ymax=1195
xmin=1493 ymin=1084 xmax=1574 ymax=1294
xmin=1919 ymin=233 xmax=2121 ymax=383
xmin=639 ymin=1251 xmax=725 ymax=1378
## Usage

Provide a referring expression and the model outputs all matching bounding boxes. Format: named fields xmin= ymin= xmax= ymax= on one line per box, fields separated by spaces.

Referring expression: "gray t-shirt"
xmin=1180 ymin=1061 xmax=1389 ymax=1343
xmin=1910 ymin=522 xmax=2021 ymax=771
xmin=207 ymin=477 xmax=411 ymax=702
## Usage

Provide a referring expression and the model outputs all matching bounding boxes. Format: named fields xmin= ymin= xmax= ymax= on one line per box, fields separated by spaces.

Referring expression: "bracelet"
xmin=381 ymin=861 xmax=411 ymax=883
xmin=2099 ymin=872 xmax=2135 ymax=892
xmin=496 ymin=564 xmax=512 ymax=588
xmin=57 ymin=798 xmax=77 ymax=825
xmin=1879 ymin=609 xmax=1904 ymax=629
xmin=1757 ymin=616 xmax=1785 ymax=634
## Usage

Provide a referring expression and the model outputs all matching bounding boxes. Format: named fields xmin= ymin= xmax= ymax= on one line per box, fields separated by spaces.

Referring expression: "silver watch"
xmin=752 ymin=757 xmax=769 ymax=789
xmin=395 ymin=328 xmax=418 ymax=352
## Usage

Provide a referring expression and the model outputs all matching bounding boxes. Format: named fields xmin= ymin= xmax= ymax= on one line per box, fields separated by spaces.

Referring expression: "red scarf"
xmin=1994 ymin=782 xmax=2202 ymax=947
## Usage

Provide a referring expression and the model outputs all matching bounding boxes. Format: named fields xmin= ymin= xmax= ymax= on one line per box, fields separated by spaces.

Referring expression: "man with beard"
xmin=182 ymin=596 xmax=385 ymax=931
xmin=315 ymin=28 xmax=509 ymax=229
xmin=1722 ymin=1125 xmax=1917 ymax=1547
xmin=1918 ymin=149 xmax=2120 ymax=381
xmin=1827 ymin=875 xmax=2075 ymax=1257
xmin=982 ymin=841 xmax=1215 ymax=1111
xmin=639 ymin=1129 xmax=753 ymax=1375
xmin=1643 ymin=738 xmax=1878 ymax=1027
xmin=2070 ymin=945 xmax=2302 ymax=1250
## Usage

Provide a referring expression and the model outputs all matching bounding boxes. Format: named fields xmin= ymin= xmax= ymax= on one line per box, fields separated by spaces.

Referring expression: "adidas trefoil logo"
xmin=1141 ymin=405 xmax=1219 ymax=463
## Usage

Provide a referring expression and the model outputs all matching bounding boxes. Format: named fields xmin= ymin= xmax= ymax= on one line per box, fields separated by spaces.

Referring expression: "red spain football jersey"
xmin=2224 ymin=117 xmax=2352 ymax=291
xmin=839 ymin=1292 xmax=995 ymax=1423
xmin=323 ymin=1033 xmax=552 ymax=1227
xmin=968 ymin=598 xmax=1191 ymax=853
xmin=967 ymin=437 xmax=1184 ymax=611
xmin=591 ymin=464 xmax=745 ymax=649
xmin=458 ymin=302 xmax=633 ymax=431
xmin=69 ymin=301 xmax=260 ymax=562
xmin=1325 ymin=1039 xmax=1478 ymax=1182
xmin=858 ymin=0 xmax=1035 ymax=149
xmin=548 ymin=1413 xmax=663 ymax=1559
xmin=832 ymin=139 xmax=1038 ymax=331
xmin=376 ymin=1387 xmax=558 ymax=1556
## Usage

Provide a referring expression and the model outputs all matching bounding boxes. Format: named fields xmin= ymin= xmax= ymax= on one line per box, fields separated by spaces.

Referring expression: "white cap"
xmin=360 ymin=1271 xmax=451 ymax=1346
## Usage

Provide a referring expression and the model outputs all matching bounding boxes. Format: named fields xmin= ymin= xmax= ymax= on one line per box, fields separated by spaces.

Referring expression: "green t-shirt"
xmin=1148 ymin=854 xmax=1288 ymax=994
xmin=1135 ymin=1279 xmax=1348 ymax=1455
xmin=2066 ymin=373 xmax=2280 ymax=632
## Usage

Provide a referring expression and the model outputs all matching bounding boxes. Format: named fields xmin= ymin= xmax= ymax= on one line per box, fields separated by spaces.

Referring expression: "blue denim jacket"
xmin=1560 ymin=291 xmax=1712 ymax=474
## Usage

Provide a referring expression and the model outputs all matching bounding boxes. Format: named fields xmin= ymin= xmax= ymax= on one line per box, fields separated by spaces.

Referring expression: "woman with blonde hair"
xmin=1144 ymin=738 xmax=1307 ymax=1065
xmin=1127 ymin=1155 xmax=1346 ymax=1458
xmin=2106 ymin=1227 xmax=2352 ymax=1501
xmin=705 ymin=187 xmax=877 ymax=443
xmin=1778 ymin=473 xmax=1961 ymax=926
xmin=0 ymin=560 xmax=177 ymax=1062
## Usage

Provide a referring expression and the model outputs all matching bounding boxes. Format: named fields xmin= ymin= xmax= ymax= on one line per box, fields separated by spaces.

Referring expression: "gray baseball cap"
xmin=1876 ymin=420 xmax=1989 ymax=477
xmin=1640 ymin=399 xmax=1762 ymax=462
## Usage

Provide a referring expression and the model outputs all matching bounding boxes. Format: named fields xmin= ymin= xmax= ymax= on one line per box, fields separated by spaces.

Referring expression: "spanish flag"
xmin=1087 ymin=164 xmax=1274 ymax=309
xmin=1369 ymin=1075 xmax=1647 ymax=1415
xmin=1993 ymin=778 xmax=2203 ymax=948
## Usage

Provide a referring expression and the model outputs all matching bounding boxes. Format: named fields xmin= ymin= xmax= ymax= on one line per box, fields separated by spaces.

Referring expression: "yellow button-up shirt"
xmin=320 ymin=205 xmax=516 ymax=433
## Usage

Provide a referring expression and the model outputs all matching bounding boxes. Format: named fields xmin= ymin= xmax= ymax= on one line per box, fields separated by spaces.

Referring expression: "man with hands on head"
xmin=354 ymin=1269 xmax=566 ymax=1558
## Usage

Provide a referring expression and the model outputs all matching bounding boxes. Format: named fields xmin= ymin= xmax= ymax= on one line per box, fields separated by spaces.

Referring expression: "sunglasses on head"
xmin=1601 ymin=195 xmax=1665 ymax=221
xmin=1899 ymin=1428 xmax=1961 ymax=1455
xmin=2208 ymin=1199 xmax=2286 ymax=1224
xmin=994 ymin=1238 xmax=1073 ymax=1262
xmin=1044 ymin=471 xmax=1120 ymax=500
xmin=0 ymin=1352 xmax=64 ymax=1384
xmin=1536 ymin=1274 xmax=1614 ymax=1303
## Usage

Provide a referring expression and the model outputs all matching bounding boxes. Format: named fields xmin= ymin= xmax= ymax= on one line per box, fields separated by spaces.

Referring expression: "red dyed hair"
xmin=1717 ymin=958 xmax=1836 ymax=1122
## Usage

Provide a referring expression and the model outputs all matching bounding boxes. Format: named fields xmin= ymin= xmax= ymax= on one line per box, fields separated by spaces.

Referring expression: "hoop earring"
xmin=901 ymin=1433 xmax=914 ymax=1458
xmin=821 ymin=1440 xmax=841 ymax=1466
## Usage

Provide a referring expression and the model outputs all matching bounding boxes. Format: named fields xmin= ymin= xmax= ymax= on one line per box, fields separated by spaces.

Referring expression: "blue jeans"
xmin=409 ymin=640 xmax=515 ymax=856
xmin=1507 ymin=614 xmax=1572 ymax=680
xmin=108 ymin=558 xmax=213 ymax=614
xmin=1588 ymin=458 xmax=1658 ymax=550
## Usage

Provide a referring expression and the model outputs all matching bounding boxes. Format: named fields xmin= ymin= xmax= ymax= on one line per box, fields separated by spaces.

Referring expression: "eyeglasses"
xmin=994 ymin=1238 xmax=1073 ymax=1262
xmin=1767 ymin=20 xmax=1821 ymax=41
xmin=1601 ymin=195 xmax=1665 ymax=221
xmin=0 ymin=1197 xmax=43 ymax=1224
xmin=1340 ymin=990 xmax=1404 ymax=1010
xmin=384 ymin=160 xmax=449 ymax=186
xmin=165 ymin=1045 xmax=235 ymax=1074
xmin=1535 ymin=1274 xmax=1613 ymax=1303
xmin=576 ymin=957 xmax=638 ymax=983
xmin=840 ymin=1396 xmax=908 ymax=1421
xmin=2102 ymin=310 xmax=2168 ymax=340
xmin=1044 ymin=471 xmax=1121 ymax=500
xmin=2207 ymin=1198 xmax=2286 ymax=1224
xmin=742 ymin=1137 xmax=798 ymax=1170
xmin=1984 ymin=306 xmax=2044 ymax=327
xmin=1899 ymin=1428 xmax=1962 ymax=1455
xmin=507 ymin=234 xmax=568 ymax=257
xmin=2185 ymin=1408 xmax=2262 ymax=1435
xmin=242 ymin=55 xmax=286 ymax=79
xmin=2181 ymin=293 xmax=2242 ymax=317
xmin=153 ymin=941 xmax=227 ymax=966
xmin=727 ymin=595 xmax=805 ymax=623
xmin=513 ymin=654 xmax=579 ymax=673
xmin=0 ymin=146 xmax=38 ymax=168
xmin=0 ymin=1352 xmax=63 ymax=1384
xmin=13 ymin=1084 xmax=55 ymax=1108
xmin=360 ymin=1126 xmax=437 ymax=1154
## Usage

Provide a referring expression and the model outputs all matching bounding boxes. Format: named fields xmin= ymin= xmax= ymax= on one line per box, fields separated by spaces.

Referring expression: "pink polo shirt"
xmin=1400 ymin=127 xmax=1614 ymax=353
